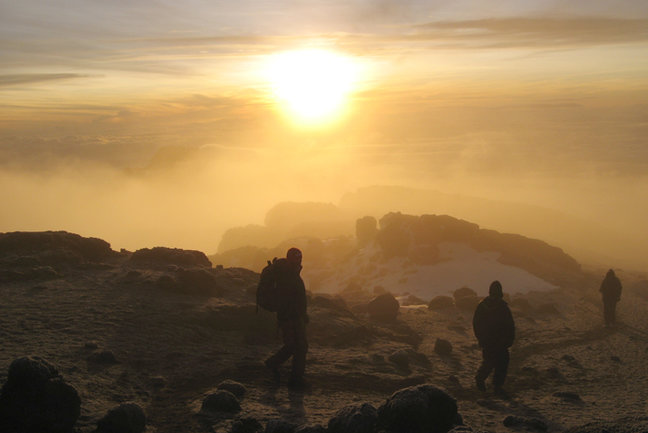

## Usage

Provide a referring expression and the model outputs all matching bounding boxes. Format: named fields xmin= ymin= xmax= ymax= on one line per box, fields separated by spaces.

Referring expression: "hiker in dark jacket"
xmin=473 ymin=280 xmax=515 ymax=395
xmin=600 ymin=269 xmax=622 ymax=327
xmin=264 ymin=247 xmax=309 ymax=388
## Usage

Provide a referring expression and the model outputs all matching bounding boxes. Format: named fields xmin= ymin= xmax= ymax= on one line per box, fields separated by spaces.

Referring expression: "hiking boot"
xmin=476 ymin=378 xmax=486 ymax=392
xmin=264 ymin=359 xmax=280 ymax=383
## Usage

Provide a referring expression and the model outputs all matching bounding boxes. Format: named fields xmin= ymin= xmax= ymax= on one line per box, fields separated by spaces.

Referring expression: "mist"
xmin=1 ymin=86 xmax=647 ymax=271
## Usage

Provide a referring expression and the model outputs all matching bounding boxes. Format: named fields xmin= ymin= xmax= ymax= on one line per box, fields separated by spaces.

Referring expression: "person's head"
xmin=286 ymin=247 xmax=302 ymax=267
xmin=607 ymin=269 xmax=615 ymax=277
xmin=489 ymin=280 xmax=503 ymax=298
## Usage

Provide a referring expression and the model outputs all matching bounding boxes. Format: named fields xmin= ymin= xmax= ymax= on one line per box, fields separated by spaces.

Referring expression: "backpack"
xmin=256 ymin=258 xmax=280 ymax=312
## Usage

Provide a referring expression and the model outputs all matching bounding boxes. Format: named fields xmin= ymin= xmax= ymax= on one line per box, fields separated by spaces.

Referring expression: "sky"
xmin=1 ymin=0 xmax=647 ymax=269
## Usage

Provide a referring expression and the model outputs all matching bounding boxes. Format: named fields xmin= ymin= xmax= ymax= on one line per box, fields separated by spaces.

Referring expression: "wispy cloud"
xmin=0 ymin=73 xmax=91 ymax=87
xmin=410 ymin=17 xmax=648 ymax=49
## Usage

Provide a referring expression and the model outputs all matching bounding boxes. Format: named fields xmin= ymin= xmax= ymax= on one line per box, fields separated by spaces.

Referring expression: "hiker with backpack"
xmin=259 ymin=247 xmax=309 ymax=388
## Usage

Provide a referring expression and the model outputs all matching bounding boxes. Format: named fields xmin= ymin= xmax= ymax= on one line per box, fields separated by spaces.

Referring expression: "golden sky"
xmin=1 ymin=1 xmax=647 ymax=268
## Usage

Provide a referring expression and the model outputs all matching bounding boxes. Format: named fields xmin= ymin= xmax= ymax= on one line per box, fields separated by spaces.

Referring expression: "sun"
xmin=266 ymin=49 xmax=359 ymax=125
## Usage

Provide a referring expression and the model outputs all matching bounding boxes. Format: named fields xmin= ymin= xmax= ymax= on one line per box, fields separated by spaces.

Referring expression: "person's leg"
xmin=265 ymin=322 xmax=297 ymax=380
xmin=476 ymin=348 xmax=495 ymax=391
xmin=290 ymin=321 xmax=308 ymax=383
xmin=493 ymin=348 xmax=510 ymax=392
xmin=603 ymin=301 xmax=613 ymax=326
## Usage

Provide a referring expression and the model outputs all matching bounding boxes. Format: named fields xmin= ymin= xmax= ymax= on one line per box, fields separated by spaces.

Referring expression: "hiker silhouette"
xmin=264 ymin=247 xmax=309 ymax=389
xmin=473 ymin=280 xmax=515 ymax=396
xmin=599 ymin=269 xmax=622 ymax=327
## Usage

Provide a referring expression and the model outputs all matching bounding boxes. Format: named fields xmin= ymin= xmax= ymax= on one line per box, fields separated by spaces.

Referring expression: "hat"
xmin=489 ymin=280 xmax=503 ymax=297
xmin=287 ymin=247 xmax=302 ymax=263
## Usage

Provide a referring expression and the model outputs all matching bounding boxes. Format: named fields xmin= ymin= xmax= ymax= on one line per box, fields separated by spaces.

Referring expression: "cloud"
xmin=410 ymin=17 xmax=648 ymax=49
xmin=0 ymin=73 xmax=91 ymax=87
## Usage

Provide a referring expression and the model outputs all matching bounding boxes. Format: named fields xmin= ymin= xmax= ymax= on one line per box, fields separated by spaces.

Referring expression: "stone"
xmin=367 ymin=293 xmax=399 ymax=321
xmin=96 ymin=403 xmax=146 ymax=433
xmin=378 ymin=384 xmax=459 ymax=433
xmin=328 ymin=403 xmax=378 ymax=433
xmin=434 ymin=338 xmax=453 ymax=356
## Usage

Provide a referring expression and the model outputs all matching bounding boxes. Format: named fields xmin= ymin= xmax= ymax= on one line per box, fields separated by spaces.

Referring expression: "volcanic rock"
xmin=0 ymin=356 xmax=81 ymax=433
xmin=367 ymin=293 xmax=399 ymax=321
xmin=328 ymin=402 xmax=378 ymax=433
xmin=96 ymin=403 xmax=146 ymax=433
xmin=378 ymin=384 xmax=459 ymax=433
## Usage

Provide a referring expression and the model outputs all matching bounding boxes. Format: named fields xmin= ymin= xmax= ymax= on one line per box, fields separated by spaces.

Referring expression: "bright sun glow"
xmin=267 ymin=49 xmax=359 ymax=125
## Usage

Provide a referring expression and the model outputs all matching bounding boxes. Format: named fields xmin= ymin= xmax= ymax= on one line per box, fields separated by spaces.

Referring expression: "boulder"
xmin=129 ymin=247 xmax=211 ymax=268
xmin=201 ymin=390 xmax=241 ymax=414
xmin=553 ymin=391 xmax=582 ymax=402
xmin=367 ymin=293 xmax=399 ymax=321
xmin=96 ymin=403 xmax=146 ymax=433
xmin=434 ymin=339 xmax=453 ymax=356
xmin=328 ymin=403 xmax=378 ymax=433
xmin=503 ymin=416 xmax=547 ymax=431
xmin=453 ymin=287 xmax=477 ymax=300
xmin=0 ymin=356 xmax=80 ymax=433
xmin=428 ymin=296 xmax=455 ymax=311
xmin=378 ymin=384 xmax=459 ymax=433
xmin=218 ymin=379 xmax=247 ymax=399
xmin=87 ymin=350 xmax=119 ymax=364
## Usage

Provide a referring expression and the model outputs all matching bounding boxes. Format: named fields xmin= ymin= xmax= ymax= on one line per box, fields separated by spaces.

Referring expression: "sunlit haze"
xmin=1 ymin=0 xmax=648 ymax=270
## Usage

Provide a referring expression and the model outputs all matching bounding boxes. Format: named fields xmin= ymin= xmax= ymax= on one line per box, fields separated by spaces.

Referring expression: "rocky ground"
xmin=0 ymin=231 xmax=647 ymax=433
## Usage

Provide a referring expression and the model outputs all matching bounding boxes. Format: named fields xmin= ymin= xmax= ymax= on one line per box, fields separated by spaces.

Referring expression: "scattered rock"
xmin=503 ymin=415 xmax=547 ymax=431
xmin=388 ymin=350 xmax=411 ymax=371
xmin=231 ymin=417 xmax=263 ymax=433
xmin=201 ymin=390 xmax=241 ymax=414
xmin=0 ymin=356 xmax=81 ymax=433
xmin=401 ymin=294 xmax=427 ymax=306
xmin=560 ymin=355 xmax=583 ymax=369
xmin=453 ymin=287 xmax=477 ymax=300
xmin=218 ymin=379 xmax=247 ymax=399
xmin=328 ymin=402 xmax=378 ymax=433
xmin=265 ymin=419 xmax=297 ymax=433
xmin=611 ymin=356 xmax=622 ymax=363
xmin=553 ymin=391 xmax=582 ymax=402
xmin=87 ymin=350 xmax=118 ymax=364
xmin=96 ymin=403 xmax=146 ymax=433
xmin=428 ymin=296 xmax=455 ymax=311
xmin=84 ymin=342 xmax=99 ymax=350
xmin=378 ymin=384 xmax=459 ymax=433
xmin=434 ymin=338 xmax=453 ymax=356
xmin=367 ymin=293 xmax=399 ymax=321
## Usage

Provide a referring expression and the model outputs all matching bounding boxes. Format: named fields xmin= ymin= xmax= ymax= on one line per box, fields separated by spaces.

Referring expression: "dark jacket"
xmin=600 ymin=272 xmax=622 ymax=302
xmin=273 ymin=259 xmax=307 ymax=323
xmin=473 ymin=296 xmax=515 ymax=349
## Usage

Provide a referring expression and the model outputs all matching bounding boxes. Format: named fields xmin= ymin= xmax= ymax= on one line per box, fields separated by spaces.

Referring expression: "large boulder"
xmin=129 ymin=247 xmax=211 ymax=268
xmin=378 ymin=384 xmax=459 ymax=433
xmin=96 ymin=403 xmax=146 ymax=433
xmin=453 ymin=287 xmax=477 ymax=300
xmin=0 ymin=356 xmax=81 ymax=433
xmin=328 ymin=403 xmax=378 ymax=433
xmin=367 ymin=293 xmax=399 ymax=321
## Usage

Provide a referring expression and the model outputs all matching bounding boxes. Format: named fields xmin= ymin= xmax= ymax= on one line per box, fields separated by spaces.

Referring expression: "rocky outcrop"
xmin=129 ymin=246 xmax=211 ymax=268
xmin=0 ymin=356 xmax=81 ymax=433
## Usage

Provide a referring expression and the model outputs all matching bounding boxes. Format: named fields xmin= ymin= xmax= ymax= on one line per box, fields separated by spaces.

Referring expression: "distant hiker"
xmin=599 ymin=269 xmax=622 ymax=327
xmin=262 ymin=247 xmax=309 ymax=388
xmin=472 ymin=280 xmax=515 ymax=396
